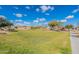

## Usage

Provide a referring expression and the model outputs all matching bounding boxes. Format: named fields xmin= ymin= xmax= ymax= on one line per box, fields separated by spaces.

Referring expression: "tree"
xmin=48 ymin=21 xmax=61 ymax=30
xmin=0 ymin=17 xmax=13 ymax=27
xmin=65 ymin=24 xmax=73 ymax=30
xmin=48 ymin=21 xmax=59 ymax=27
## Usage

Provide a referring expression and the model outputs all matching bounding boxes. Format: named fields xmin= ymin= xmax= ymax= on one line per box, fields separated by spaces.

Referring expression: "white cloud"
xmin=72 ymin=6 xmax=79 ymax=13
xmin=25 ymin=6 xmax=30 ymax=9
xmin=33 ymin=20 xmax=39 ymax=23
xmin=47 ymin=6 xmax=51 ymax=9
xmin=15 ymin=19 xmax=23 ymax=22
xmin=65 ymin=15 xmax=74 ymax=19
xmin=33 ymin=18 xmax=46 ymax=23
xmin=60 ymin=19 xmax=67 ymax=22
xmin=48 ymin=6 xmax=54 ymax=10
xmin=43 ymin=22 xmax=48 ymax=25
xmin=38 ymin=18 xmax=46 ymax=22
xmin=15 ymin=23 xmax=23 ymax=26
xmin=24 ymin=21 xmax=30 ymax=24
xmin=40 ymin=5 xmax=54 ymax=12
xmin=15 ymin=13 xmax=23 ymax=17
xmin=14 ymin=13 xmax=27 ymax=17
xmin=57 ymin=15 xmax=74 ymax=23
xmin=14 ymin=20 xmax=31 ymax=26
xmin=23 ymin=21 xmax=30 ymax=26
xmin=40 ymin=5 xmax=49 ymax=12
xmin=36 ymin=8 xmax=40 ymax=12
xmin=50 ymin=7 xmax=54 ymax=10
xmin=0 ymin=15 xmax=6 ymax=19
xmin=72 ymin=9 xmax=79 ymax=13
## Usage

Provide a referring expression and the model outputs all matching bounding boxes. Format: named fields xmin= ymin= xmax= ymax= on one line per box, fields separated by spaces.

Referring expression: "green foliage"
xmin=48 ymin=21 xmax=64 ymax=30
xmin=48 ymin=21 xmax=64 ymax=27
xmin=0 ymin=17 xmax=13 ymax=27
xmin=65 ymin=24 xmax=73 ymax=29
xmin=59 ymin=47 xmax=71 ymax=54
xmin=48 ymin=21 xmax=59 ymax=27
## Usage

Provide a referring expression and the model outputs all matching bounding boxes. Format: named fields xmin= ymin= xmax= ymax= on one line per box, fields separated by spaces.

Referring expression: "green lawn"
xmin=0 ymin=29 xmax=71 ymax=54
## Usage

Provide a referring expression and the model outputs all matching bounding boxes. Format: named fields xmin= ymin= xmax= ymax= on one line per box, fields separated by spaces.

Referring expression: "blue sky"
xmin=0 ymin=5 xmax=79 ymax=27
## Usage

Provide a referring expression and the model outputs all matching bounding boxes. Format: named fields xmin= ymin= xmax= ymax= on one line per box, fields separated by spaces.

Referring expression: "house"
xmin=72 ymin=27 xmax=79 ymax=31
xmin=16 ymin=26 xmax=31 ymax=30
xmin=48 ymin=26 xmax=68 ymax=31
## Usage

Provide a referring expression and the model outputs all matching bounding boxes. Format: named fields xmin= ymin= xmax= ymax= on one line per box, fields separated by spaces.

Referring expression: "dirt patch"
xmin=0 ymin=31 xmax=9 ymax=34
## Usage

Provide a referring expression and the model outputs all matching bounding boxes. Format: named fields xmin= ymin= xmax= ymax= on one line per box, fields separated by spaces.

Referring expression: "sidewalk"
xmin=70 ymin=31 xmax=79 ymax=54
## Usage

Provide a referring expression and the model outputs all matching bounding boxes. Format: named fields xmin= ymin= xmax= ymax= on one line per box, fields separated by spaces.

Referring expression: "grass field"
xmin=0 ymin=29 xmax=71 ymax=54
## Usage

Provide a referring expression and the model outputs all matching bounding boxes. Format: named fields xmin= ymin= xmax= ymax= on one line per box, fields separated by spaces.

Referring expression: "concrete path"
xmin=70 ymin=31 xmax=79 ymax=54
